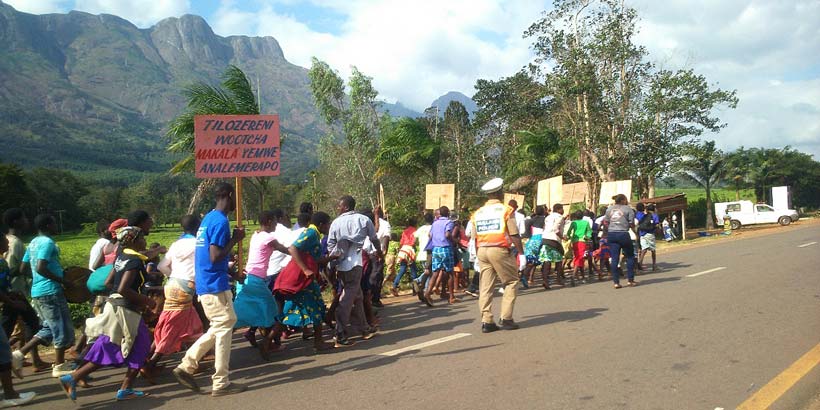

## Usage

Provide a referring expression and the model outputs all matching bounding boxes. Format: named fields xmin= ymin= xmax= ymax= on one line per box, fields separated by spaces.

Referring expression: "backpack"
xmin=638 ymin=213 xmax=656 ymax=232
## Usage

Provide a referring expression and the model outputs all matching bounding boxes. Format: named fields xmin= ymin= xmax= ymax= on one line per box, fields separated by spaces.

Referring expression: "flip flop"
xmin=58 ymin=374 xmax=77 ymax=402
xmin=116 ymin=389 xmax=150 ymax=401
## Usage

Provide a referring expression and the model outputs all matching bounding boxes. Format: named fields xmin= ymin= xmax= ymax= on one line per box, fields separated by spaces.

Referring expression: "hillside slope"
xmin=0 ymin=2 xmax=323 ymax=182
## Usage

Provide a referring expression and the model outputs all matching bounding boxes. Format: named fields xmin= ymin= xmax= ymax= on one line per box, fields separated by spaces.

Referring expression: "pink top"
xmin=245 ymin=231 xmax=278 ymax=279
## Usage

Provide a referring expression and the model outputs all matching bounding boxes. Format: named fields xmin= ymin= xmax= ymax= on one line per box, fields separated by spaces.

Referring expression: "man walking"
xmin=173 ymin=183 xmax=246 ymax=396
xmin=471 ymin=178 xmax=526 ymax=333
xmin=327 ymin=195 xmax=382 ymax=347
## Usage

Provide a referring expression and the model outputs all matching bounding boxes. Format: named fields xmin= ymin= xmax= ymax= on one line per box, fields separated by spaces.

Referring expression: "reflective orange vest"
xmin=472 ymin=200 xmax=514 ymax=248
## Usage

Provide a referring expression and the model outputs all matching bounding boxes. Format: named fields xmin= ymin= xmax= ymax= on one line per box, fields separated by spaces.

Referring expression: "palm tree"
xmin=375 ymin=117 xmax=440 ymax=179
xmin=506 ymin=128 xmax=565 ymax=200
xmin=167 ymin=65 xmax=259 ymax=214
xmin=678 ymin=140 xmax=727 ymax=230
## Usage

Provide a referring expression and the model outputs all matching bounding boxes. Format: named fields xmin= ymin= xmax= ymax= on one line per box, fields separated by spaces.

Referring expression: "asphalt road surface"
xmin=14 ymin=222 xmax=820 ymax=410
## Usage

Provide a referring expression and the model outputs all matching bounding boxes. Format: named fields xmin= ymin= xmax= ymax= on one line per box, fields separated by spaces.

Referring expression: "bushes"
xmin=69 ymin=302 xmax=92 ymax=328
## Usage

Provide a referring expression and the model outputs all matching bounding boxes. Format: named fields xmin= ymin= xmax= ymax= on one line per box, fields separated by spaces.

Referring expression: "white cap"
xmin=481 ymin=177 xmax=504 ymax=193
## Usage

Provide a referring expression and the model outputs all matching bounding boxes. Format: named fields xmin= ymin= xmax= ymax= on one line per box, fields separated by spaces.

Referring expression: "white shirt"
xmin=88 ymin=237 xmax=109 ymax=270
xmin=513 ymin=211 xmax=526 ymax=237
xmin=377 ymin=218 xmax=391 ymax=241
xmin=266 ymin=223 xmax=294 ymax=276
xmin=543 ymin=213 xmax=564 ymax=242
xmin=465 ymin=221 xmax=477 ymax=262
xmin=159 ymin=236 xmax=197 ymax=281
xmin=414 ymin=224 xmax=432 ymax=262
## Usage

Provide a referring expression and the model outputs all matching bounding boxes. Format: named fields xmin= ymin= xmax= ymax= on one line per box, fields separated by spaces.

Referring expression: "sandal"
xmin=614 ymin=283 xmax=622 ymax=289
xmin=628 ymin=281 xmax=638 ymax=287
xmin=243 ymin=330 xmax=258 ymax=347
xmin=58 ymin=374 xmax=77 ymax=402
xmin=116 ymin=388 xmax=149 ymax=401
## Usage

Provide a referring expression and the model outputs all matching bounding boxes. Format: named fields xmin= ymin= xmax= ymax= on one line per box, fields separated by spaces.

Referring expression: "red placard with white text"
xmin=194 ymin=114 xmax=280 ymax=178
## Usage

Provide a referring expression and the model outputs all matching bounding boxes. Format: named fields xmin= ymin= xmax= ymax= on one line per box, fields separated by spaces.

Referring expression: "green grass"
xmin=54 ymin=221 xmax=262 ymax=269
xmin=655 ymin=187 xmax=756 ymax=203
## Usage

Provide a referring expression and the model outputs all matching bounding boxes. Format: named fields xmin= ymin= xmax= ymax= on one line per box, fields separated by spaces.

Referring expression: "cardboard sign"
xmin=599 ymin=180 xmax=633 ymax=205
xmin=504 ymin=193 xmax=525 ymax=208
xmin=425 ymin=184 xmax=455 ymax=210
xmin=194 ymin=115 xmax=281 ymax=178
xmin=536 ymin=176 xmax=563 ymax=207
xmin=561 ymin=182 xmax=588 ymax=205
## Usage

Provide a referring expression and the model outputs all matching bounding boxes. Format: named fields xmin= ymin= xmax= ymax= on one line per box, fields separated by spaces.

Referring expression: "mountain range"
xmin=0 ymin=2 xmax=476 ymax=183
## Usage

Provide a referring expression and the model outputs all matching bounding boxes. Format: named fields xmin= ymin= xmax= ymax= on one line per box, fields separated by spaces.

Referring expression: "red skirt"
xmin=274 ymin=251 xmax=318 ymax=295
xmin=572 ymin=241 xmax=587 ymax=268
xmin=153 ymin=308 xmax=203 ymax=355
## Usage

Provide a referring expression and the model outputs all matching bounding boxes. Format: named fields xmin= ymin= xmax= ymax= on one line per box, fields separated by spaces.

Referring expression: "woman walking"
xmin=58 ymin=226 xmax=155 ymax=402
xmin=603 ymin=194 xmax=638 ymax=289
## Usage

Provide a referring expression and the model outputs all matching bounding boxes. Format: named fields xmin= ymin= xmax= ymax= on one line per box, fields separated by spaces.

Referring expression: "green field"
xmin=54 ymin=222 xmax=262 ymax=270
xmin=654 ymin=187 xmax=757 ymax=203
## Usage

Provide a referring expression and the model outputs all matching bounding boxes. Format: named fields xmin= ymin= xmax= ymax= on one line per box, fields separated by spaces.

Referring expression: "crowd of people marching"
xmin=0 ymin=178 xmax=675 ymax=406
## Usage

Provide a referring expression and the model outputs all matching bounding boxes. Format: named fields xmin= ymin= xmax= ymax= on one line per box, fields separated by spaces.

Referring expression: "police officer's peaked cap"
xmin=481 ymin=178 xmax=504 ymax=193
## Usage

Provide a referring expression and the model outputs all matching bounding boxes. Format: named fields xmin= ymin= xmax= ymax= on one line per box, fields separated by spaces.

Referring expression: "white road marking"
xmin=326 ymin=333 xmax=471 ymax=372
xmin=798 ymin=241 xmax=817 ymax=248
xmin=686 ymin=267 xmax=727 ymax=278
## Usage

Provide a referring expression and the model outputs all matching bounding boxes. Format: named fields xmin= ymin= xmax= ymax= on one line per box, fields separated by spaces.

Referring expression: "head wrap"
xmin=108 ymin=219 xmax=129 ymax=236
xmin=116 ymin=226 xmax=143 ymax=248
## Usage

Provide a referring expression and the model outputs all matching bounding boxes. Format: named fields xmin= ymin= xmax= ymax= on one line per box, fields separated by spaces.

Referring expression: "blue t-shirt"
xmin=194 ymin=210 xmax=231 ymax=295
xmin=22 ymin=235 xmax=64 ymax=297
xmin=637 ymin=212 xmax=660 ymax=235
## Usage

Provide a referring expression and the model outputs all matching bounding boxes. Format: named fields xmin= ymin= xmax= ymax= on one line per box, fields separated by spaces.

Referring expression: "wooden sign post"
xmin=425 ymin=184 xmax=455 ymax=210
xmin=598 ymin=180 xmax=633 ymax=205
xmin=536 ymin=176 xmax=563 ymax=207
xmin=194 ymin=114 xmax=281 ymax=272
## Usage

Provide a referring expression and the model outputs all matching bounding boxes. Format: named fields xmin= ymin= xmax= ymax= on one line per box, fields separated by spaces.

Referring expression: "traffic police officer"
xmin=470 ymin=178 xmax=526 ymax=333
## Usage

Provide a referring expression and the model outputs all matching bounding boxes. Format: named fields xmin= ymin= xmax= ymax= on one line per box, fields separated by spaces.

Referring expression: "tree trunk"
xmin=648 ymin=175 xmax=656 ymax=199
xmin=187 ymin=178 xmax=217 ymax=215
xmin=705 ymin=184 xmax=715 ymax=230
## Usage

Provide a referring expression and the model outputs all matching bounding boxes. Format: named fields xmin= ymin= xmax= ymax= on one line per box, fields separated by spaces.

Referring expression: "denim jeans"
xmin=393 ymin=261 xmax=418 ymax=288
xmin=607 ymin=231 xmax=635 ymax=284
xmin=32 ymin=293 xmax=75 ymax=348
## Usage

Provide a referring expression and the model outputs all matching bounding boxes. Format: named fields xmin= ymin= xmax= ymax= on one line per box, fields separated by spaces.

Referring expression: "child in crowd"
xmin=566 ymin=210 xmax=592 ymax=282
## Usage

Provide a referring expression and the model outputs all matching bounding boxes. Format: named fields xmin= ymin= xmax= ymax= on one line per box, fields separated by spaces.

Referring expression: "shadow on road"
xmin=636 ymin=277 xmax=682 ymax=286
xmin=518 ymin=308 xmax=608 ymax=328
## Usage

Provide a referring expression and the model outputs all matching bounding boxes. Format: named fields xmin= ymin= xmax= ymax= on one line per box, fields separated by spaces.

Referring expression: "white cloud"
xmin=634 ymin=0 xmax=820 ymax=158
xmin=210 ymin=0 xmax=544 ymax=109
xmin=4 ymin=0 xmax=70 ymax=14
xmin=73 ymin=0 xmax=190 ymax=27
xmin=4 ymin=0 xmax=190 ymax=26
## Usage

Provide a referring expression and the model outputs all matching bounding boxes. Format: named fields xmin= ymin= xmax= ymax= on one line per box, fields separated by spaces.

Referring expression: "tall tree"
xmin=525 ymin=0 xmax=651 ymax=207
xmin=375 ymin=117 xmax=440 ymax=218
xmin=440 ymin=101 xmax=483 ymax=209
xmin=166 ymin=65 xmax=259 ymax=214
xmin=0 ymin=162 xmax=31 ymax=214
xmin=473 ymin=70 xmax=552 ymax=179
xmin=678 ymin=140 xmax=726 ymax=229
xmin=631 ymin=69 xmax=738 ymax=198
xmin=308 ymin=59 xmax=383 ymax=207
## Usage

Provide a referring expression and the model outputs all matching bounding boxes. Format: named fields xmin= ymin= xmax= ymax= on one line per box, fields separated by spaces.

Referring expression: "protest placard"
xmin=425 ymin=184 xmax=455 ymax=210
xmin=194 ymin=114 xmax=281 ymax=178
xmin=599 ymin=180 xmax=633 ymax=204
xmin=536 ymin=176 xmax=563 ymax=207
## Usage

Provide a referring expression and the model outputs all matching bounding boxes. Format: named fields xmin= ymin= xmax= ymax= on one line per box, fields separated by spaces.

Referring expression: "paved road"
xmin=15 ymin=222 xmax=820 ymax=410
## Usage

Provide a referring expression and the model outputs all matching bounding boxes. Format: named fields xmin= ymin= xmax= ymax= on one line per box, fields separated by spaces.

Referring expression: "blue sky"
xmin=5 ymin=0 xmax=820 ymax=158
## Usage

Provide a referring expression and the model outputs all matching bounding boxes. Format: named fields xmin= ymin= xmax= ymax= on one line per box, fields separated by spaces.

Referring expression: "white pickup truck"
xmin=714 ymin=200 xmax=799 ymax=230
